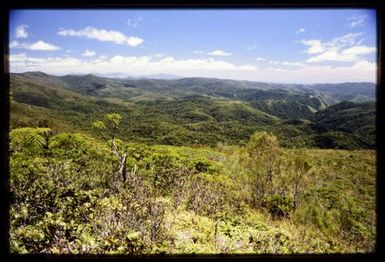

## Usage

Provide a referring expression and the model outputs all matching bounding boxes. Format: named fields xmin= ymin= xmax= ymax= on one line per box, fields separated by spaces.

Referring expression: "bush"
xmin=263 ymin=194 xmax=294 ymax=219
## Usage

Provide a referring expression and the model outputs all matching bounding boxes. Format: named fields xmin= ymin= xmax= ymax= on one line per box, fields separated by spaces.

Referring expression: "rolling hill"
xmin=9 ymin=71 xmax=376 ymax=149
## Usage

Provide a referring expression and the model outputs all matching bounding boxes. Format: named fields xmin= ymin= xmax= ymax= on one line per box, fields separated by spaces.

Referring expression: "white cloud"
xmin=10 ymin=41 xmax=25 ymax=48
xmin=307 ymin=45 xmax=375 ymax=63
xmin=193 ymin=50 xmax=204 ymax=54
xmin=57 ymin=26 xmax=144 ymax=47
xmin=341 ymin=45 xmax=375 ymax=56
xmin=266 ymin=59 xmax=305 ymax=67
xmin=300 ymin=33 xmax=375 ymax=63
xmin=160 ymin=56 xmax=175 ymax=63
xmin=207 ymin=50 xmax=232 ymax=56
xmin=300 ymin=33 xmax=365 ymax=55
xmin=15 ymin=24 xmax=29 ymax=38
xmin=10 ymin=52 xmax=376 ymax=83
xmin=306 ymin=51 xmax=351 ymax=63
xmin=346 ymin=15 xmax=366 ymax=28
xmin=282 ymin=61 xmax=305 ymax=67
xmin=83 ymin=49 xmax=96 ymax=57
xmin=326 ymin=33 xmax=364 ymax=47
xmin=300 ymin=40 xmax=324 ymax=54
xmin=255 ymin=57 xmax=266 ymax=61
xmin=126 ymin=37 xmax=144 ymax=47
xmin=29 ymin=41 xmax=61 ymax=51
xmin=296 ymin=28 xmax=305 ymax=33
xmin=10 ymin=40 xmax=60 ymax=51
xmin=127 ymin=17 xmax=143 ymax=28
xmin=307 ymin=45 xmax=325 ymax=54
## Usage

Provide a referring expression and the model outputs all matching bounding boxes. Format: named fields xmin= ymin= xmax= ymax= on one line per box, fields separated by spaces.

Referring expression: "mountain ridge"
xmin=10 ymin=71 xmax=376 ymax=149
xmin=15 ymin=71 xmax=376 ymax=86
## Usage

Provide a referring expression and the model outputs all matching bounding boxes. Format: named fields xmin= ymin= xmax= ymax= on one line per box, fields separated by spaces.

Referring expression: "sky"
xmin=9 ymin=9 xmax=377 ymax=83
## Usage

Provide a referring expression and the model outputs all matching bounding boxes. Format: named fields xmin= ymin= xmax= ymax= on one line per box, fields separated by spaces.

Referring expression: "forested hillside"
xmin=10 ymin=72 xmax=376 ymax=149
xmin=9 ymin=72 xmax=376 ymax=255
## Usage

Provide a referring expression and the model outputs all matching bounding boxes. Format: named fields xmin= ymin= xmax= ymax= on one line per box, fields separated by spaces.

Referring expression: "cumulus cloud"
xmin=10 ymin=40 xmax=61 ymax=51
xmin=82 ymin=49 xmax=96 ymax=57
xmin=15 ymin=24 xmax=29 ymax=38
xmin=341 ymin=45 xmax=375 ymax=56
xmin=306 ymin=45 xmax=375 ymax=63
xmin=306 ymin=51 xmax=351 ymax=63
xmin=255 ymin=57 xmax=266 ymax=61
xmin=57 ymin=26 xmax=144 ymax=47
xmin=300 ymin=33 xmax=375 ymax=63
xmin=296 ymin=28 xmax=305 ymax=33
xmin=9 ymin=53 xmax=376 ymax=83
xmin=301 ymin=40 xmax=324 ymax=54
xmin=207 ymin=50 xmax=232 ymax=56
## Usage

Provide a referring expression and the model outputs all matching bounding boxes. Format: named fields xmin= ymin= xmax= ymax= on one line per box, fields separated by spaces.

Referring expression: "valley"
xmin=10 ymin=72 xmax=376 ymax=149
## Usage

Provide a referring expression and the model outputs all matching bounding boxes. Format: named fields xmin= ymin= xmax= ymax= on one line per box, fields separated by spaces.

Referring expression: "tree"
xmin=245 ymin=131 xmax=281 ymax=207
xmin=92 ymin=113 xmax=128 ymax=185
xmin=289 ymin=153 xmax=311 ymax=211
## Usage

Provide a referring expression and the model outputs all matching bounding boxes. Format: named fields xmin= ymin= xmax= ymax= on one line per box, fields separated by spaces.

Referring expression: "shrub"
xmin=263 ymin=194 xmax=294 ymax=219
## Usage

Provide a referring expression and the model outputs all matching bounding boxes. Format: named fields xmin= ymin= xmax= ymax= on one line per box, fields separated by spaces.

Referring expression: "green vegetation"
xmin=10 ymin=72 xmax=375 ymax=149
xmin=9 ymin=72 xmax=376 ymax=254
xmin=9 ymin=126 xmax=375 ymax=254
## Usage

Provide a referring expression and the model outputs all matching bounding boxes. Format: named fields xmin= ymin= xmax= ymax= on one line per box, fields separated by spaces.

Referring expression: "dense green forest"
xmin=9 ymin=72 xmax=376 ymax=254
xmin=10 ymin=72 xmax=375 ymax=149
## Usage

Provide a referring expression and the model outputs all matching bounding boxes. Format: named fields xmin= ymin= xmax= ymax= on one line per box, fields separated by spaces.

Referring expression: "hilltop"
xmin=10 ymin=71 xmax=376 ymax=149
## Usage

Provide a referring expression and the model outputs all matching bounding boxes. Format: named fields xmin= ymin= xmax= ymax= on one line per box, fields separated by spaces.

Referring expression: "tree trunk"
xmin=119 ymin=153 xmax=128 ymax=183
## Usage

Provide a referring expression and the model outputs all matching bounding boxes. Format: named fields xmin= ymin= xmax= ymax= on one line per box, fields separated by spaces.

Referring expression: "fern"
xmin=10 ymin=127 xmax=51 ymax=154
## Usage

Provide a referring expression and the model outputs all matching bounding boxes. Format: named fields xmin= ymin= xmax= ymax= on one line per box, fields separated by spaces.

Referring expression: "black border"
xmin=1 ymin=0 xmax=383 ymax=261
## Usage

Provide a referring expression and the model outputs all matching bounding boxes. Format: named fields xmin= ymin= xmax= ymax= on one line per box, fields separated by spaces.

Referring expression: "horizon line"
xmin=10 ymin=70 xmax=377 ymax=86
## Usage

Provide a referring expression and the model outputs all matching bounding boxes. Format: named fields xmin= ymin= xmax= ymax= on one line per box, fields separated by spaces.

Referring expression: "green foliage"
xmin=147 ymin=151 xmax=193 ymax=195
xmin=192 ymin=157 xmax=216 ymax=174
xmin=10 ymin=127 xmax=52 ymax=154
xmin=10 ymin=72 xmax=375 ymax=149
xmin=263 ymin=194 xmax=294 ymax=219
xmin=92 ymin=120 xmax=106 ymax=130
xmin=9 ymin=124 xmax=375 ymax=254
xmin=104 ymin=113 xmax=122 ymax=130
xmin=244 ymin=132 xmax=282 ymax=206
xmin=9 ymin=72 xmax=376 ymax=255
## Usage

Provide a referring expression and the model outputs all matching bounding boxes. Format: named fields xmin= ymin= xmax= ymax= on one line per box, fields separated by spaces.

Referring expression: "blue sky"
xmin=9 ymin=9 xmax=377 ymax=83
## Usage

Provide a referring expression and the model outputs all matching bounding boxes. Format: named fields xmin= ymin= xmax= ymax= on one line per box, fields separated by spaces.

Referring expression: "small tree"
xmin=92 ymin=113 xmax=128 ymax=185
xmin=289 ymin=153 xmax=311 ymax=211
xmin=245 ymin=131 xmax=281 ymax=207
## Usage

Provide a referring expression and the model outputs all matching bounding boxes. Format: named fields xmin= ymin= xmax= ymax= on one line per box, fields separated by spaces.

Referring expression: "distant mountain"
xmin=313 ymin=101 xmax=375 ymax=148
xmin=94 ymin=72 xmax=181 ymax=79
xmin=310 ymin=82 xmax=376 ymax=102
xmin=16 ymin=71 xmax=375 ymax=103
xmin=138 ymin=73 xmax=182 ymax=80
xmin=9 ymin=72 xmax=376 ymax=148
xmin=94 ymin=72 xmax=133 ymax=79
